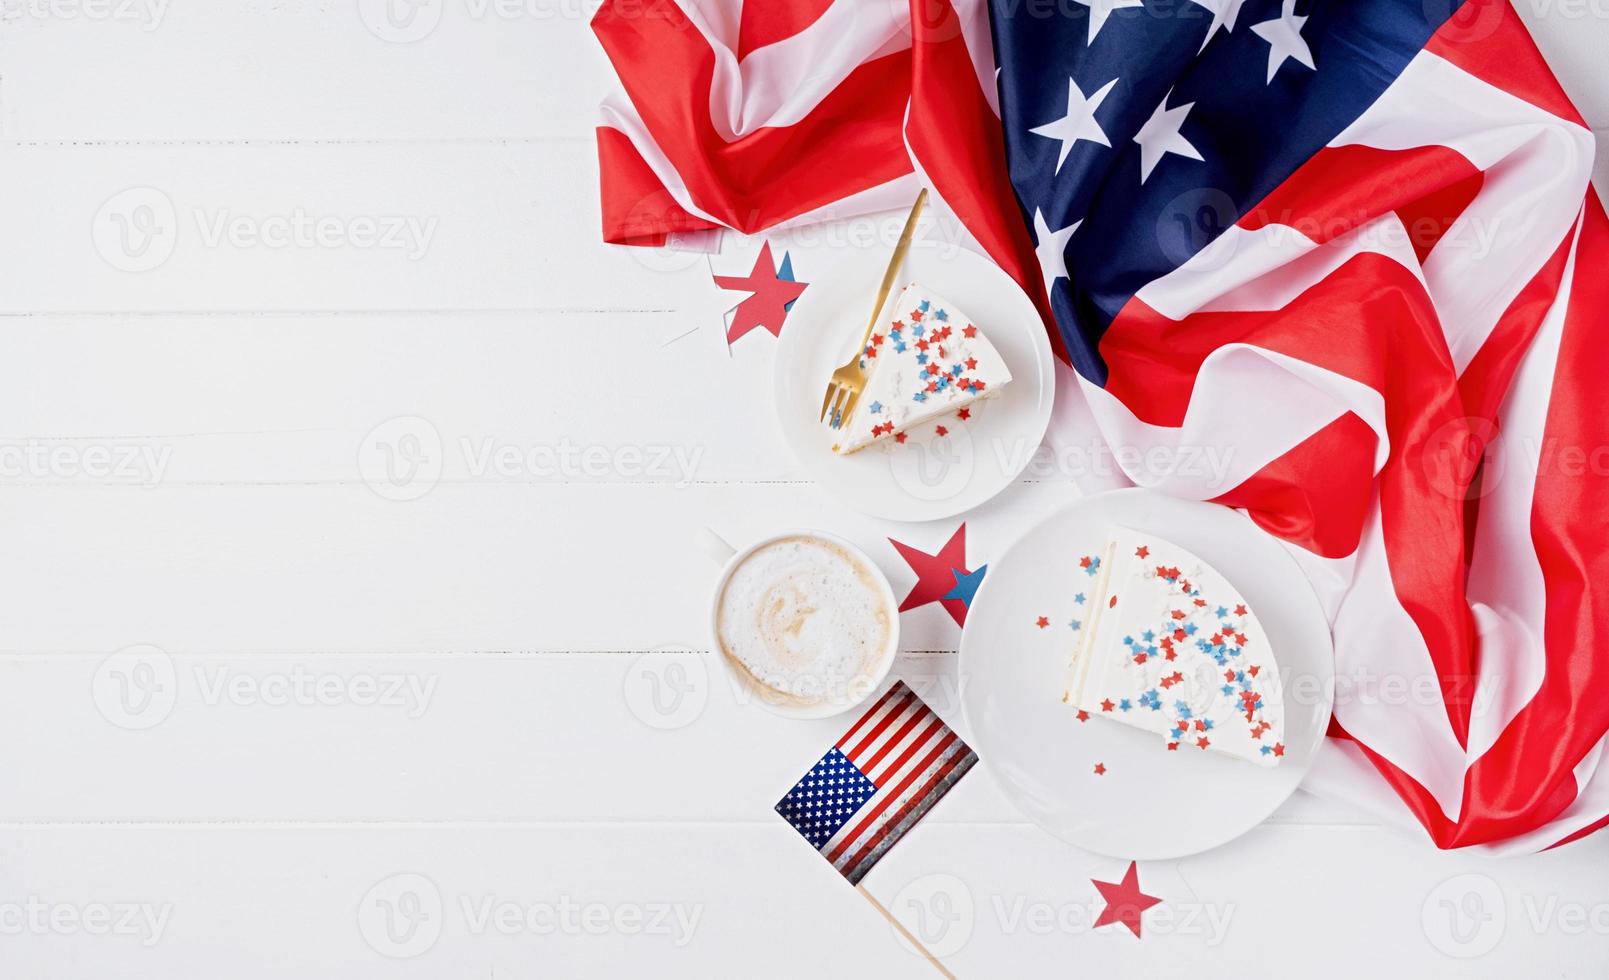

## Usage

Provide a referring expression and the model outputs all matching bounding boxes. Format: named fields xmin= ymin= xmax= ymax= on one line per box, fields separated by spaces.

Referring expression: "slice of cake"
xmin=831 ymin=283 xmax=1013 ymax=454
xmin=1065 ymin=527 xmax=1285 ymax=767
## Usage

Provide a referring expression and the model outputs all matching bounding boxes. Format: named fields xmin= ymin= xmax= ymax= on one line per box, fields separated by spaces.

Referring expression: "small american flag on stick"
xmin=775 ymin=680 xmax=976 ymax=886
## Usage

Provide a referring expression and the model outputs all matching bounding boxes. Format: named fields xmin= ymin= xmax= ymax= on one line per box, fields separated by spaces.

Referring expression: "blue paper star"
xmin=777 ymin=252 xmax=800 ymax=313
xmin=941 ymin=565 xmax=987 ymax=608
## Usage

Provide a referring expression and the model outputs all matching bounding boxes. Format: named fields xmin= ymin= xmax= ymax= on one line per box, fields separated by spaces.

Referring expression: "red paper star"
xmin=956 ymin=408 xmax=971 ymax=421
xmin=1035 ymin=616 xmax=1050 ymax=629
xmin=1076 ymin=709 xmax=1090 ymax=722
xmin=894 ymin=432 xmax=907 ymax=444
xmin=1135 ymin=546 xmax=1149 ymax=558
xmin=1093 ymin=763 xmax=1106 ymax=775
xmin=711 ymin=242 xmax=809 ymax=346
xmin=935 ymin=425 xmax=949 ymax=437
xmin=1092 ymin=862 xmax=1162 ymax=938
xmin=889 ymin=524 xmax=977 ymax=627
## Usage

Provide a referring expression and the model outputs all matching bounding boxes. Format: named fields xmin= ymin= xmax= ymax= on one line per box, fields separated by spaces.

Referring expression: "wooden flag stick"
xmin=856 ymin=883 xmax=958 ymax=980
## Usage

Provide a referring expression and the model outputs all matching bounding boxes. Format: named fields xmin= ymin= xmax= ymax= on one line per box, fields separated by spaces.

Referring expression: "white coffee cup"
xmin=700 ymin=528 xmax=900 ymax=719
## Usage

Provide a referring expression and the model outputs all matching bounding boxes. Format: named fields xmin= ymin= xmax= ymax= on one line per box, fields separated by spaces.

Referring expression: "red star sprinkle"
xmin=1167 ymin=742 xmax=1179 ymax=751
xmin=1079 ymin=556 xmax=1092 ymax=569
xmin=1235 ymin=604 xmax=1247 ymax=616
xmin=894 ymin=432 xmax=907 ymax=444
xmin=1197 ymin=736 xmax=1211 ymax=749
xmin=1076 ymin=709 xmax=1090 ymax=722
xmin=956 ymin=408 xmax=971 ymax=421
xmin=1036 ymin=616 xmax=1050 ymax=629
xmin=935 ymin=425 xmax=949 ymax=437
xmin=892 ymin=320 xmax=904 ymax=330
xmin=1135 ymin=546 xmax=1149 ymax=558
xmin=863 ymin=346 xmax=877 ymax=358
xmin=1092 ymin=862 xmax=1162 ymax=938
xmin=1093 ymin=763 xmax=1106 ymax=776
xmin=1248 ymin=665 xmax=1260 ymax=677
xmin=1273 ymin=742 xmax=1285 ymax=757
xmin=962 ymin=325 xmax=977 ymax=338
xmin=910 ymin=310 xmax=924 ymax=321
xmin=1101 ymin=699 xmax=1115 ymax=712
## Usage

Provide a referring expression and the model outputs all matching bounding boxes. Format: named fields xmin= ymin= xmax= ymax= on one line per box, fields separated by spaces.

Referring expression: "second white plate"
xmin=959 ymin=489 xmax=1335 ymax=859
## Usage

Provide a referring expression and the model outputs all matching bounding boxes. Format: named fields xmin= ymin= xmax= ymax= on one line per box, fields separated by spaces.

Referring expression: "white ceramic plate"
xmin=959 ymin=489 xmax=1334 ymax=859
xmin=773 ymin=242 xmax=1056 ymax=522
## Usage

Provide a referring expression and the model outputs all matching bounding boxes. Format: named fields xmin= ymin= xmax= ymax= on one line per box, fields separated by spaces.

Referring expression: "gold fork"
xmin=821 ymin=188 xmax=928 ymax=428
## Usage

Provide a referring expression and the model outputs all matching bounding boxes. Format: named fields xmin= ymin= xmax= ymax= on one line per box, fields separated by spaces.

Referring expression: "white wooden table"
xmin=1 ymin=4 xmax=1606 ymax=976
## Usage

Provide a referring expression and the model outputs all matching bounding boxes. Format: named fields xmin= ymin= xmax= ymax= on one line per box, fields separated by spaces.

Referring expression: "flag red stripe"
xmin=827 ymin=726 xmax=957 ymax=864
xmin=841 ymin=690 xmax=918 ymax=758
xmin=855 ymin=701 xmax=935 ymax=779
xmin=596 ymin=125 xmax=721 ymax=247
xmin=593 ymin=0 xmax=913 ymax=236
xmin=1424 ymin=0 xmax=1586 ymax=128
xmin=837 ymin=684 xmax=910 ymax=750
xmin=838 ymin=743 xmax=971 ymax=881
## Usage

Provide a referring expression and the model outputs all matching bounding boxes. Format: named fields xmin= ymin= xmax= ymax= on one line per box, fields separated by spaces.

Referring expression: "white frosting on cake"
xmin=831 ymin=283 xmax=1012 ymax=454
xmin=1065 ymin=527 xmax=1285 ymax=767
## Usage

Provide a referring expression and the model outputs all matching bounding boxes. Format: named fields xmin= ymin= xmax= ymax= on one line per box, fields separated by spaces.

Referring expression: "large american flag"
xmin=775 ymin=681 xmax=977 ymax=883
xmin=594 ymin=0 xmax=1609 ymax=853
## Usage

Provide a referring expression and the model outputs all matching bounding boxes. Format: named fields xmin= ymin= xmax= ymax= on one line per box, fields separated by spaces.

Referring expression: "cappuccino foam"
xmin=717 ymin=536 xmax=892 ymax=705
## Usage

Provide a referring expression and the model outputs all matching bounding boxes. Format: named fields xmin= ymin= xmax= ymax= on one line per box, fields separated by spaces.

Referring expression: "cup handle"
xmin=697 ymin=527 xmax=738 ymax=567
